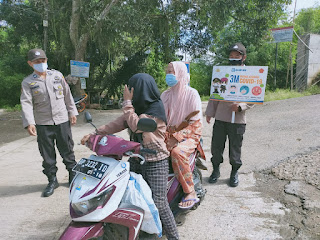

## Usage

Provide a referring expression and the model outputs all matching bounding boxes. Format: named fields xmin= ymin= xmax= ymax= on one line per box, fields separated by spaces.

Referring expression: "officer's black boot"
xmin=208 ymin=165 xmax=220 ymax=183
xmin=42 ymin=175 xmax=59 ymax=197
xmin=229 ymin=167 xmax=239 ymax=187
xmin=69 ymin=171 xmax=76 ymax=186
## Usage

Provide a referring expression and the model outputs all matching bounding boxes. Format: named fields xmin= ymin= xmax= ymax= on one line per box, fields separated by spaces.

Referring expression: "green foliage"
xmin=0 ymin=71 xmax=25 ymax=107
xmin=190 ymin=61 xmax=212 ymax=96
xmin=304 ymin=85 xmax=320 ymax=95
xmin=200 ymin=95 xmax=210 ymax=101
xmin=264 ymin=86 xmax=320 ymax=102
xmin=194 ymin=0 xmax=292 ymax=61
xmin=295 ymin=6 xmax=320 ymax=35
xmin=264 ymin=88 xmax=304 ymax=101
xmin=144 ymin=49 xmax=167 ymax=92
xmin=0 ymin=0 xmax=302 ymax=107
xmin=248 ymin=41 xmax=293 ymax=89
xmin=3 ymin=104 xmax=22 ymax=112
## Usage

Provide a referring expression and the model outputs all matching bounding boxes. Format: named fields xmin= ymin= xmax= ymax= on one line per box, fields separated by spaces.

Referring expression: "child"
xmin=81 ymin=73 xmax=179 ymax=240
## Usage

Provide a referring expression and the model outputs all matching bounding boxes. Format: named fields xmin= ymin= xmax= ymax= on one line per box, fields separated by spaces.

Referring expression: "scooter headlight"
xmin=72 ymin=186 xmax=114 ymax=216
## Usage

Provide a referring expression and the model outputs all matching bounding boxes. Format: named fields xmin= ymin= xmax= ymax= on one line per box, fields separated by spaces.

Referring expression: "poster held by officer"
xmin=210 ymin=66 xmax=268 ymax=104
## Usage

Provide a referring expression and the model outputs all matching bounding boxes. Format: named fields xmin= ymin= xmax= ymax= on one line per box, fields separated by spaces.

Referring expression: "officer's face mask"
xmin=33 ymin=62 xmax=48 ymax=73
xmin=165 ymin=74 xmax=178 ymax=87
xmin=229 ymin=58 xmax=243 ymax=66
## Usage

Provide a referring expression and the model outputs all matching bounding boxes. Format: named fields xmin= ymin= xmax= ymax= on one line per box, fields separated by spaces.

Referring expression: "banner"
xmin=270 ymin=26 xmax=293 ymax=43
xmin=210 ymin=66 xmax=268 ymax=104
xmin=80 ymin=78 xmax=86 ymax=89
xmin=70 ymin=60 xmax=90 ymax=78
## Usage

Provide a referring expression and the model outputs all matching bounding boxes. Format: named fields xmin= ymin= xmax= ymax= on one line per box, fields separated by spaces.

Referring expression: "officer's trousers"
xmin=36 ymin=121 xmax=76 ymax=178
xmin=210 ymin=120 xmax=246 ymax=169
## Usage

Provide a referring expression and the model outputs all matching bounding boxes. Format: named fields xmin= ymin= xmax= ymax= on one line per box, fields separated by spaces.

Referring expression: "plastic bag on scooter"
xmin=119 ymin=172 xmax=162 ymax=237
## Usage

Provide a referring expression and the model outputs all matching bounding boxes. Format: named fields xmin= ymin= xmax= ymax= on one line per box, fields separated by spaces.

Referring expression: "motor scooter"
xmin=59 ymin=112 xmax=206 ymax=240
xmin=74 ymin=94 xmax=88 ymax=113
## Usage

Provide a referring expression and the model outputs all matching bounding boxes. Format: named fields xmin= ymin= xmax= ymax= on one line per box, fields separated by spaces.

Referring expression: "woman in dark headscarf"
xmin=81 ymin=73 xmax=179 ymax=240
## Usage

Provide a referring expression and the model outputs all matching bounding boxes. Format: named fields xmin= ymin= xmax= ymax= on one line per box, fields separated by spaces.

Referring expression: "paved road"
xmin=0 ymin=95 xmax=319 ymax=239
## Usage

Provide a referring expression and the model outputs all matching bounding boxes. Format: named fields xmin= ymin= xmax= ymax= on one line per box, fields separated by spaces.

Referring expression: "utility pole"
xmin=275 ymin=43 xmax=278 ymax=86
xmin=290 ymin=0 xmax=298 ymax=90
xmin=43 ymin=0 xmax=49 ymax=52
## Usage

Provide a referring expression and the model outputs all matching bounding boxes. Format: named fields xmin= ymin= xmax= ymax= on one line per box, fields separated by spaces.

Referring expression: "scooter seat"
xmin=168 ymin=157 xmax=174 ymax=174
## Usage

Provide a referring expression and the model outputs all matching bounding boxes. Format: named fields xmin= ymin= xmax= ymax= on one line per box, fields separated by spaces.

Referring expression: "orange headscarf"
xmin=161 ymin=61 xmax=202 ymax=127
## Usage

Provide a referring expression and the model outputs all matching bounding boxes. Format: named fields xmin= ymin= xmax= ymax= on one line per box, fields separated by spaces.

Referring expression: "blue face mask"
xmin=165 ymin=74 xmax=178 ymax=87
xmin=33 ymin=62 xmax=48 ymax=73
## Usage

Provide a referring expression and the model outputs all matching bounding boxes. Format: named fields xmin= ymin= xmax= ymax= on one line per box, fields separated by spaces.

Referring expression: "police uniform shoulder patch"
xmin=33 ymin=74 xmax=37 ymax=78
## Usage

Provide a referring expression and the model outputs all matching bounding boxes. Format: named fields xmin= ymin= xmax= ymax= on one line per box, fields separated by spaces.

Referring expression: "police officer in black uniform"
xmin=20 ymin=49 xmax=78 ymax=197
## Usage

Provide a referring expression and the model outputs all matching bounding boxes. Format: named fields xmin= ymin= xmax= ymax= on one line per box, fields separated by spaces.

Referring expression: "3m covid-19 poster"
xmin=210 ymin=66 xmax=268 ymax=104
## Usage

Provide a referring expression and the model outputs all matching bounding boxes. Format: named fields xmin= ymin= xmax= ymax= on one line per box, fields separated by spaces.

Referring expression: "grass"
xmin=1 ymin=104 xmax=22 ymax=112
xmin=2 ymin=86 xmax=320 ymax=111
xmin=201 ymin=95 xmax=211 ymax=101
xmin=264 ymin=85 xmax=320 ymax=102
xmin=201 ymin=85 xmax=320 ymax=102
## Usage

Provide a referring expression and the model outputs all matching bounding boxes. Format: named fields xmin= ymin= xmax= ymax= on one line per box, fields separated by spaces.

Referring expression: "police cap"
xmin=28 ymin=49 xmax=47 ymax=61
xmin=229 ymin=43 xmax=246 ymax=55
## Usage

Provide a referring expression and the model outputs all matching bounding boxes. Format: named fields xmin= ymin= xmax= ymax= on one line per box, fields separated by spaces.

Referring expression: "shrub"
xmin=0 ymin=71 xmax=25 ymax=107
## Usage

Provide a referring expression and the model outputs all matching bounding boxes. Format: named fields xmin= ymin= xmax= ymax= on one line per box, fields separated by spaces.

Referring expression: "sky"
xmin=288 ymin=0 xmax=319 ymax=13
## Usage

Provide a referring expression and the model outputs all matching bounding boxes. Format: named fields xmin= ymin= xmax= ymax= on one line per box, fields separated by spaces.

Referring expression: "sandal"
xmin=178 ymin=197 xmax=200 ymax=210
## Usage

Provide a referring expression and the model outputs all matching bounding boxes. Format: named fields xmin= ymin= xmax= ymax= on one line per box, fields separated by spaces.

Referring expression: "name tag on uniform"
xmin=30 ymin=85 xmax=40 ymax=89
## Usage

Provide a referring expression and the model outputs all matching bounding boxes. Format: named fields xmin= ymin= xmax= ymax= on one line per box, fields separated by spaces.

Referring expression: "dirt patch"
xmin=0 ymin=109 xmax=118 ymax=147
xmin=0 ymin=110 xmax=29 ymax=146
xmin=255 ymin=147 xmax=320 ymax=240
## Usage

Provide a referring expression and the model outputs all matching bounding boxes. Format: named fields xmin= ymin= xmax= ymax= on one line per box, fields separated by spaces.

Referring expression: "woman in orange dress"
xmin=161 ymin=61 xmax=203 ymax=209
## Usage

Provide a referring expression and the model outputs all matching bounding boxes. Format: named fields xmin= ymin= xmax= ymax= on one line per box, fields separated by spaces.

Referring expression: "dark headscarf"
xmin=128 ymin=73 xmax=167 ymax=124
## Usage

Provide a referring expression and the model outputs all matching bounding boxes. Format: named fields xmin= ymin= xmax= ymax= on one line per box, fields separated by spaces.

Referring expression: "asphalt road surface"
xmin=0 ymin=95 xmax=319 ymax=239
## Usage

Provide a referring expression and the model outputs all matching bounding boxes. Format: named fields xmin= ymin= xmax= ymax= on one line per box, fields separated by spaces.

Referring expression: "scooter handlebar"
xmin=125 ymin=151 xmax=146 ymax=165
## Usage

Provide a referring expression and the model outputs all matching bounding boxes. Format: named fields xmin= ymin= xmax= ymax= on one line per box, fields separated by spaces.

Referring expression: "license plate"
xmin=73 ymin=158 xmax=109 ymax=180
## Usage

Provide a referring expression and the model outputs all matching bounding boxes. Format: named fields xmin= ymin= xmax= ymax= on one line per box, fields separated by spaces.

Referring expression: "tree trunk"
xmin=70 ymin=0 xmax=85 ymax=96
xmin=69 ymin=0 xmax=120 ymax=97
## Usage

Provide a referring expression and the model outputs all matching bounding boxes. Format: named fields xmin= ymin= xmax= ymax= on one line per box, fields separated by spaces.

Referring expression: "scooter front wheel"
xmin=77 ymin=102 xmax=86 ymax=113
xmin=103 ymin=223 xmax=129 ymax=240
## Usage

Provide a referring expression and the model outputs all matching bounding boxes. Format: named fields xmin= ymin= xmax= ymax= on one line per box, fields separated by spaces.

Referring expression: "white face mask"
xmin=33 ymin=62 xmax=48 ymax=72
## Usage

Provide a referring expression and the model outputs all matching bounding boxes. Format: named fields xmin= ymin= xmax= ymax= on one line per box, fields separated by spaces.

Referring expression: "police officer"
xmin=205 ymin=43 xmax=253 ymax=187
xmin=20 ymin=48 xmax=78 ymax=197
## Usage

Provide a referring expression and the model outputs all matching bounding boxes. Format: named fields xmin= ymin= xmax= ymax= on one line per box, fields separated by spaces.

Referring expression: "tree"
xmin=295 ymin=6 xmax=320 ymax=35
xmin=69 ymin=0 xmax=120 ymax=96
xmin=0 ymin=0 xmax=297 ymax=107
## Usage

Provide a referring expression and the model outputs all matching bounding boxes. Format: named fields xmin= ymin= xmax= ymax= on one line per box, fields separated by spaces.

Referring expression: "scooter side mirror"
xmin=85 ymin=111 xmax=93 ymax=123
xmin=137 ymin=118 xmax=157 ymax=132
xmin=84 ymin=111 xmax=97 ymax=130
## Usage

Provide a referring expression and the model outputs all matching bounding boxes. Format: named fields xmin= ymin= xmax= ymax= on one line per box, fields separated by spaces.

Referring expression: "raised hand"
xmin=123 ymin=84 xmax=134 ymax=101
